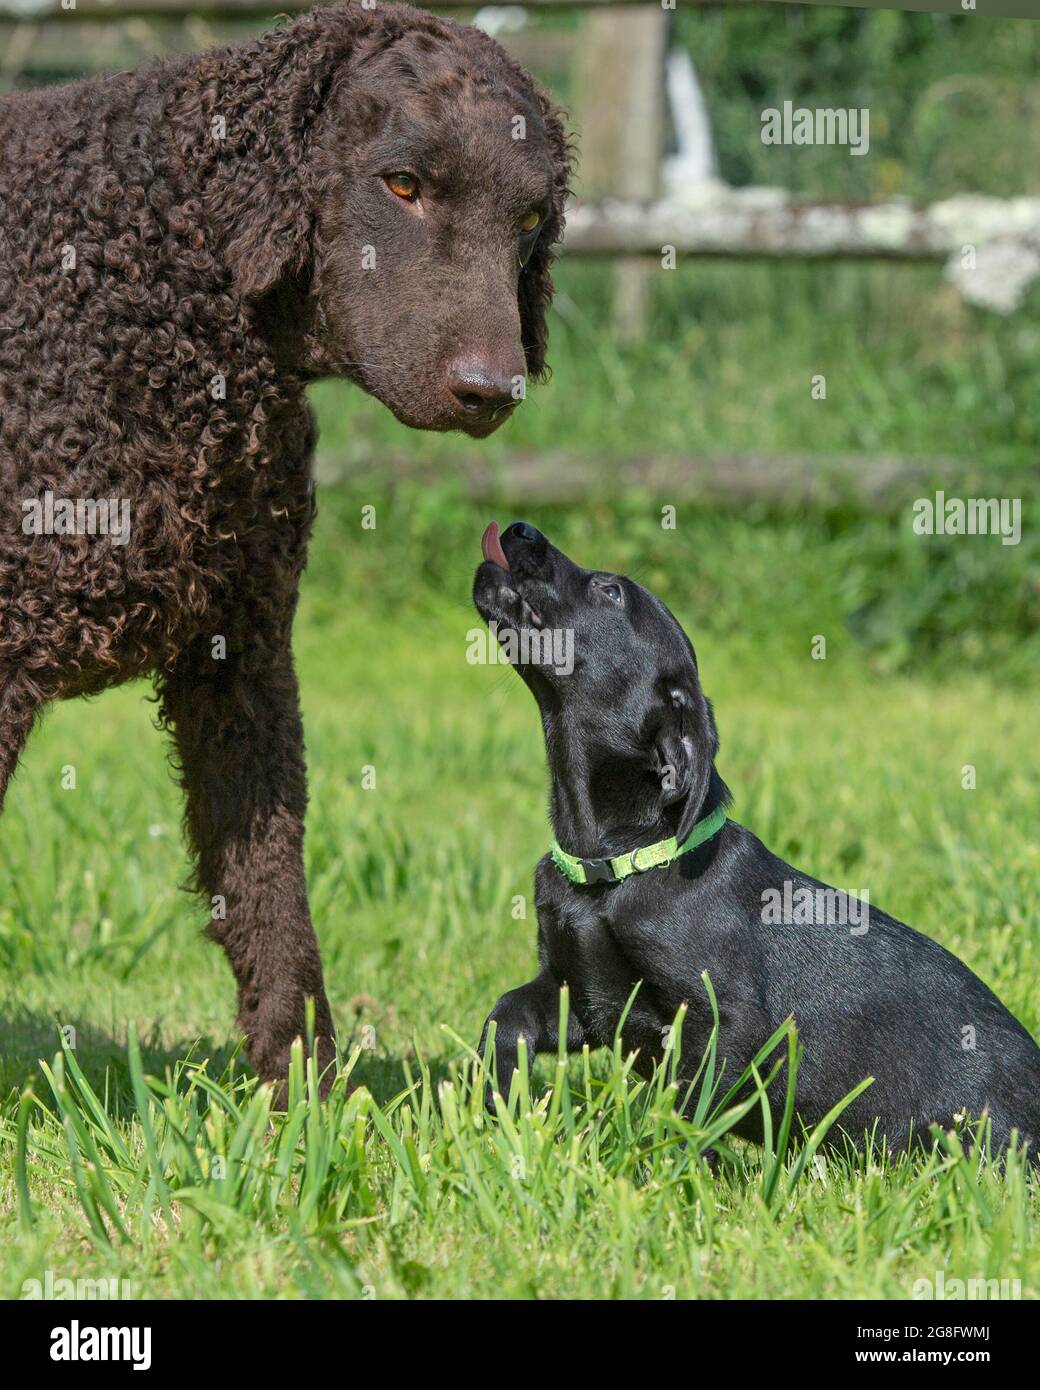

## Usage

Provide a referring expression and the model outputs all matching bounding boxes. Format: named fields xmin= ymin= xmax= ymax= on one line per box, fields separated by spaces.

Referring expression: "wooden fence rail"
xmin=563 ymin=190 xmax=1040 ymax=312
xmin=565 ymin=190 xmax=1040 ymax=261
xmin=315 ymin=448 xmax=972 ymax=511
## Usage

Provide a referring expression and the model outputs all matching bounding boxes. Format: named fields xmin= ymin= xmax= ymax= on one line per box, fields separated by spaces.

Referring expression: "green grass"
xmin=311 ymin=260 xmax=1040 ymax=471
xmin=1 ymin=480 xmax=1038 ymax=1300
xmin=4 ymin=2 xmax=1039 ymax=1304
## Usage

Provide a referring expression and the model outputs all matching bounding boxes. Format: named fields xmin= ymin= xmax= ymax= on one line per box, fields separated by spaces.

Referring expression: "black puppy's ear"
xmin=652 ymin=688 xmax=718 ymax=844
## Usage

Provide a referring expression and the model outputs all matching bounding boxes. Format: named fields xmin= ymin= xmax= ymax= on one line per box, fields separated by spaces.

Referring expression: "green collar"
xmin=550 ymin=804 xmax=728 ymax=886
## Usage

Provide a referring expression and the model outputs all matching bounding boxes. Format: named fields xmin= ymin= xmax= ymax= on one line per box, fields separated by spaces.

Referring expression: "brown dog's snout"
xmin=446 ymin=357 xmax=522 ymax=424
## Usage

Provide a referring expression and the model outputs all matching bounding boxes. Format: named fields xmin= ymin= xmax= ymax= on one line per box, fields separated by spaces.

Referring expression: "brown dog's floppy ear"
xmin=518 ymin=87 xmax=573 ymax=379
xmin=653 ymin=689 xmax=719 ymax=845
xmin=178 ymin=17 xmax=358 ymax=301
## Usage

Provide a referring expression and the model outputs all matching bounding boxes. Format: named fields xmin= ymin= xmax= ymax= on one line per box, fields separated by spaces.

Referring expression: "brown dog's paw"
xmin=251 ymin=1031 xmax=340 ymax=1108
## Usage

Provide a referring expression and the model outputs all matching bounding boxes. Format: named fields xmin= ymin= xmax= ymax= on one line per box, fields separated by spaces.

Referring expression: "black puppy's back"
xmin=534 ymin=822 xmax=1040 ymax=1157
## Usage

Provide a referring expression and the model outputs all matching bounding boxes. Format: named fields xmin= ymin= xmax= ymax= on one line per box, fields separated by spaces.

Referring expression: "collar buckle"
xmin=581 ymin=857 xmax=617 ymax=885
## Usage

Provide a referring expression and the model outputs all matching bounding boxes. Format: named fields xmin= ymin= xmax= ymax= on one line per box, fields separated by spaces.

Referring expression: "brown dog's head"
xmin=200 ymin=3 xmax=571 ymax=438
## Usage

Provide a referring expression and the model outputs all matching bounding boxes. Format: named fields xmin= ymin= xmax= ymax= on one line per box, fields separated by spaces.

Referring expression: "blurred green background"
xmin=2 ymin=3 xmax=1039 ymax=1299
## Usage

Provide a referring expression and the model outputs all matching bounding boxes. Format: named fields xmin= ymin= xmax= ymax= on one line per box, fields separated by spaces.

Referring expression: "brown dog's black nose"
xmin=446 ymin=360 xmax=520 ymax=422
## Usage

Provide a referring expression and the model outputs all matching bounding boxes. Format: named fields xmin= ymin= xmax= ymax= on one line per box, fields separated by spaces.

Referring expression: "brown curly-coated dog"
xmin=0 ymin=1 xmax=570 ymax=1089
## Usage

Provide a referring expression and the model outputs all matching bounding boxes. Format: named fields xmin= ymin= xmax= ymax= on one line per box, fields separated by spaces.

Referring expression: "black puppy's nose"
xmin=446 ymin=360 xmax=519 ymax=421
xmin=503 ymin=521 xmax=543 ymax=546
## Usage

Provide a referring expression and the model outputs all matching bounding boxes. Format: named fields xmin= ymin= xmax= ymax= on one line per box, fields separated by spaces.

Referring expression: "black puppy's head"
xmin=473 ymin=522 xmax=725 ymax=845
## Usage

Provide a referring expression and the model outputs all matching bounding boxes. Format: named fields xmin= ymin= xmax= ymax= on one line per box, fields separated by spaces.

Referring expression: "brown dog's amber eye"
xmin=520 ymin=209 xmax=542 ymax=234
xmin=385 ymin=173 xmax=419 ymax=201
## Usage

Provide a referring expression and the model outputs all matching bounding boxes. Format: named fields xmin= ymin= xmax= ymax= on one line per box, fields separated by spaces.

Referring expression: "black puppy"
xmin=472 ymin=521 xmax=1040 ymax=1161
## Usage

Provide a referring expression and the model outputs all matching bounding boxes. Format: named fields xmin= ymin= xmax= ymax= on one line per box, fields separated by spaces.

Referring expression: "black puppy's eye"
xmin=599 ymin=582 xmax=623 ymax=605
xmin=385 ymin=172 xmax=419 ymax=201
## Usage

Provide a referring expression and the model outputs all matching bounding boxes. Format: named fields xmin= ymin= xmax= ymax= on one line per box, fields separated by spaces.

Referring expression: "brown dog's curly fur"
xmin=0 ymin=1 xmax=570 ymax=1088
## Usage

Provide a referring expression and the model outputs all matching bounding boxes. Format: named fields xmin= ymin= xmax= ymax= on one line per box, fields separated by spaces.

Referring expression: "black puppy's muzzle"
xmin=500 ymin=520 xmax=548 ymax=578
xmin=473 ymin=520 xmax=559 ymax=633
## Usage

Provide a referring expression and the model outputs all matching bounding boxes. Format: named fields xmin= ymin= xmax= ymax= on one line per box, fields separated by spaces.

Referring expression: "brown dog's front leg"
xmin=158 ymin=636 xmax=335 ymax=1097
xmin=0 ymin=677 xmax=40 ymax=815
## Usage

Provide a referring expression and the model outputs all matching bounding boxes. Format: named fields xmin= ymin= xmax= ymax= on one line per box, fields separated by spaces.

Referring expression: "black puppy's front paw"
xmin=482 ymin=1057 xmax=519 ymax=1116
xmin=477 ymin=1018 xmax=495 ymax=1114
xmin=477 ymin=1016 xmax=513 ymax=1116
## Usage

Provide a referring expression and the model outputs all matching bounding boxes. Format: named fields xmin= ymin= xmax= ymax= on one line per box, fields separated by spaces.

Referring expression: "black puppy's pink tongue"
xmin=481 ymin=521 xmax=510 ymax=571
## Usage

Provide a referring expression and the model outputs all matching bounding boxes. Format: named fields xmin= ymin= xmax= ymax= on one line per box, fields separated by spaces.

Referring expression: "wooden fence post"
xmin=576 ymin=3 xmax=668 ymax=345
